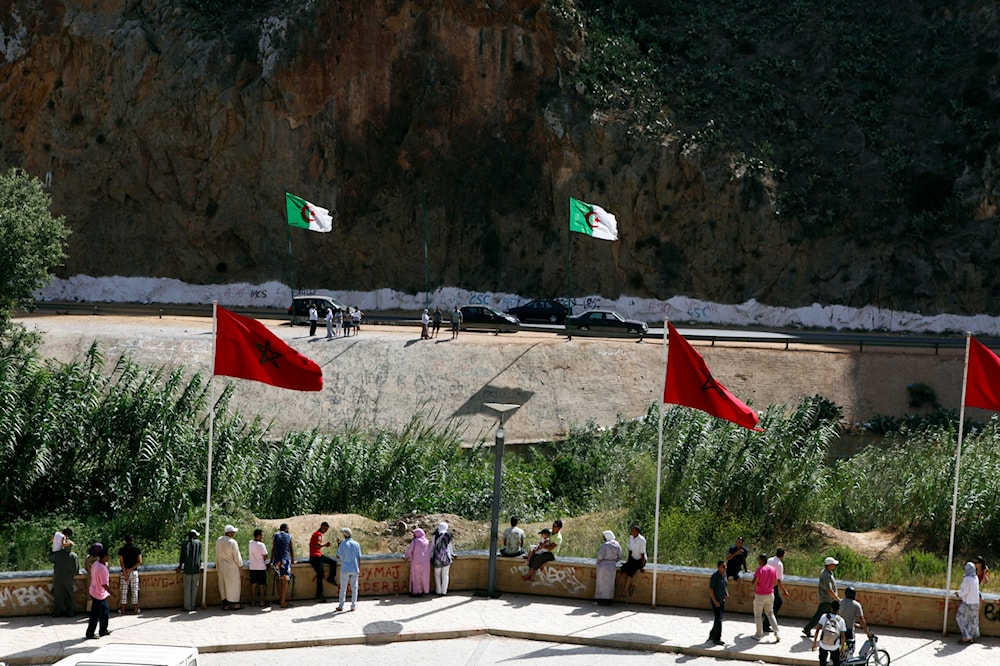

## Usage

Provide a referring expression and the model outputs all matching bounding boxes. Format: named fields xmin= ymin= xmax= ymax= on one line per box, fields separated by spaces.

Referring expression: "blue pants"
xmin=86 ymin=596 xmax=109 ymax=637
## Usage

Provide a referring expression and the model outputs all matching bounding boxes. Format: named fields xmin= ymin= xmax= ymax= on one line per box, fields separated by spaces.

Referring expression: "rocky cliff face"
xmin=0 ymin=0 xmax=997 ymax=315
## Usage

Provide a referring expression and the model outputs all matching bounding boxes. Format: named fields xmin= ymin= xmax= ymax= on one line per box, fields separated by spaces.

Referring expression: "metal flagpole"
xmin=286 ymin=216 xmax=295 ymax=302
xmin=651 ymin=318 xmax=668 ymax=607
xmin=202 ymin=301 xmax=219 ymax=608
xmin=423 ymin=191 xmax=429 ymax=308
xmin=566 ymin=198 xmax=573 ymax=316
xmin=942 ymin=331 xmax=971 ymax=634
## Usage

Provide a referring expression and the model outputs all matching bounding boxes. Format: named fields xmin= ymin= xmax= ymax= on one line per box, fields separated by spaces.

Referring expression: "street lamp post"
xmin=484 ymin=402 xmax=519 ymax=598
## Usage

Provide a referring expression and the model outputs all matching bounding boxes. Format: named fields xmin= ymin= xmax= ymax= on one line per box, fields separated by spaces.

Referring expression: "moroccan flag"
xmin=286 ymin=192 xmax=333 ymax=233
xmin=214 ymin=305 xmax=323 ymax=391
xmin=965 ymin=336 xmax=1000 ymax=411
xmin=569 ymin=197 xmax=619 ymax=241
xmin=664 ymin=323 xmax=761 ymax=431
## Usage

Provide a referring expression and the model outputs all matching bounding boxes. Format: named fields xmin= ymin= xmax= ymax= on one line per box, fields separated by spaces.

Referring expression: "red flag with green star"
xmin=214 ymin=305 xmax=322 ymax=391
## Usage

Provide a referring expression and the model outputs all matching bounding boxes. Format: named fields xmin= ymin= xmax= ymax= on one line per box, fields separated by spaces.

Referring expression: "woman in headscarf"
xmin=955 ymin=561 xmax=981 ymax=643
xmin=403 ymin=528 xmax=432 ymax=597
xmin=431 ymin=522 xmax=454 ymax=596
xmin=594 ymin=530 xmax=622 ymax=605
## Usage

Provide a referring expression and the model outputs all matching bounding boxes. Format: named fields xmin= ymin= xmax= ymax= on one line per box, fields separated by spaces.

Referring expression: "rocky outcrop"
xmin=1 ymin=0 xmax=998 ymax=315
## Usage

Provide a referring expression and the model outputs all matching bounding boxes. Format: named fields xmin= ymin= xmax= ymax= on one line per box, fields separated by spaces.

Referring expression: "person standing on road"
xmin=117 ymin=534 xmax=142 ymax=615
xmin=248 ymin=528 xmax=268 ymax=608
xmin=308 ymin=304 xmax=318 ymax=337
xmin=431 ymin=522 xmax=455 ymax=595
xmin=450 ymin=306 xmax=462 ymax=339
xmin=421 ymin=309 xmax=431 ymax=339
xmin=500 ymin=516 xmax=525 ymax=557
xmin=753 ymin=553 xmax=781 ymax=642
xmin=351 ymin=306 xmax=363 ymax=334
xmin=763 ymin=547 xmax=789 ymax=633
xmin=270 ymin=523 xmax=294 ymax=609
xmin=343 ymin=308 xmax=353 ymax=336
xmin=594 ymin=530 xmax=622 ymax=605
xmin=51 ymin=542 xmax=79 ymax=617
xmin=403 ymin=528 xmax=431 ymax=597
xmin=85 ymin=548 xmax=113 ymax=639
xmin=621 ymin=524 xmax=646 ymax=598
xmin=955 ymin=561 xmax=981 ymax=643
xmin=432 ymin=307 xmax=442 ymax=338
xmin=309 ymin=521 xmax=338 ymax=602
xmin=804 ymin=557 xmax=840 ymax=637
xmin=725 ymin=536 xmax=749 ymax=587
xmin=176 ymin=529 xmax=202 ymax=612
xmin=325 ymin=307 xmax=334 ymax=339
xmin=811 ymin=599 xmax=846 ymax=665
xmin=334 ymin=308 xmax=343 ymax=337
xmin=216 ymin=525 xmax=243 ymax=610
xmin=336 ymin=527 xmax=362 ymax=611
xmin=708 ymin=560 xmax=728 ymax=646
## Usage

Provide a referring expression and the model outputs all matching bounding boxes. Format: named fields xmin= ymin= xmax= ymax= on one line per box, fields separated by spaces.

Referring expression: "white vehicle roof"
xmin=51 ymin=644 xmax=198 ymax=666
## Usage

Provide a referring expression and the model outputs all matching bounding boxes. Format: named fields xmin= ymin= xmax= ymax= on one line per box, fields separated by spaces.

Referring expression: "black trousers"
xmin=310 ymin=555 xmax=337 ymax=597
xmin=86 ymin=596 xmax=109 ymax=637
xmin=805 ymin=601 xmax=833 ymax=633
xmin=709 ymin=600 xmax=725 ymax=641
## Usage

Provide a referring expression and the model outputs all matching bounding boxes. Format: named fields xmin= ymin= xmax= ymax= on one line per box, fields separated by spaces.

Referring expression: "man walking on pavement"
xmin=763 ymin=547 xmax=789 ymax=633
xmin=309 ymin=521 xmax=338 ymax=602
xmin=270 ymin=523 xmax=294 ymax=609
xmin=804 ymin=556 xmax=840 ymax=637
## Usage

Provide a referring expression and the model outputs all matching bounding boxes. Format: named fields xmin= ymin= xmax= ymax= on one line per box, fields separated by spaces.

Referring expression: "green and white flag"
xmin=286 ymin=192 xmax=333 ymax=233
xmin=569 ymin=197 xmax=619 ymax=241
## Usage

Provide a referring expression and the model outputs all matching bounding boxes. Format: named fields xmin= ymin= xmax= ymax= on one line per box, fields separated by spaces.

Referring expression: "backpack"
xmin=820 ymin=614 xmax=841 ymax=646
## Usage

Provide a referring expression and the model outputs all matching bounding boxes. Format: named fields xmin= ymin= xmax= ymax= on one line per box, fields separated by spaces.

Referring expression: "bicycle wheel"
xmin=866 ymin=649 xmax=890 ymax=666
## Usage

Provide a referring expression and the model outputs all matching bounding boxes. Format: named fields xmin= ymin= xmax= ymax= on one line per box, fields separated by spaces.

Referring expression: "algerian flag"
xmin=569 ymin=197 xmax=619 ymax=241
xmin=286 ymin=192 xmax=333 ymax=233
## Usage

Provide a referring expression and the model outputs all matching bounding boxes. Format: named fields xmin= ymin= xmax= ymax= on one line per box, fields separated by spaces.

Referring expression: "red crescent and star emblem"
xmin=300 ymin=204 xmax=316 ymax=224
xmin=585 ymin=210 xmax=599 ymax=229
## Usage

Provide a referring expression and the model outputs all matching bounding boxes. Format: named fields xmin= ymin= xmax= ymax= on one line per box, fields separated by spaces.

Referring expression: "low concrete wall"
xmin=3 ymin=555 xmax=997 ymax=637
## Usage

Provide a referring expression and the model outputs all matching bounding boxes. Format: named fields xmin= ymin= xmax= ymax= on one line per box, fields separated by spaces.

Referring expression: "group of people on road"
xmin=309 ymin=304 xmax=363 ymax=338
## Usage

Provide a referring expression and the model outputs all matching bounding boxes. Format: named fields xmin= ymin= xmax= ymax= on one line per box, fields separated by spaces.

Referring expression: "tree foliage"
xmin=0 ymin=168 xmax=69 ymax=324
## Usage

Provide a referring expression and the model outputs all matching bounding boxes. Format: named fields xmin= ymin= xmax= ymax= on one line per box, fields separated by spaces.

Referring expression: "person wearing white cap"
xmin=216 ymin=525 xmax=242 ymax=610
xmin=803 ymin=556 xmax=840 ymax=637
xmin=176 ymin=530 xmax=202 ymax=612
xmin=336 ymin=527 xmax=362 ymax=611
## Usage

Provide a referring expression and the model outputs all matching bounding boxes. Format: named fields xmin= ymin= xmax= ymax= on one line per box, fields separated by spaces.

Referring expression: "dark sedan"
xmin=506 ymin=299 xmax=569 ymax=324
xmin=459 ymin=306 xmax=520 ymax=334
xmin=566 ymin=309 xmax=648 ymax=338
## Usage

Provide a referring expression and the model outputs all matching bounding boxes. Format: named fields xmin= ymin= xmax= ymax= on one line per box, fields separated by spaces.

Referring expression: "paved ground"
xmin=2 ymin=592 xmax=995 ymax=666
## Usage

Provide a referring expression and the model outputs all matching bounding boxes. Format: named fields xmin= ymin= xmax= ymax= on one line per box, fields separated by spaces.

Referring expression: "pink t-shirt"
xmin=89 ymin=561 xmax=110 ymax=600
xmin=754 ymin=564 xmax=777 ymax=594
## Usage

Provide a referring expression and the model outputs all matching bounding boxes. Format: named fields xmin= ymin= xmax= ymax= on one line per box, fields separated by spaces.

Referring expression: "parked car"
xmin=459 ymin=306 xmax=520 ymax=334
xmin=288 ymin=295 xmax=347 ymax=325
xmin=506 ymin=299 xmax=569 ymax=324
xmin=52 ymin=643 xmax=199 ymax=666
xmin=566 ymin=309 xmax=648 ymax=338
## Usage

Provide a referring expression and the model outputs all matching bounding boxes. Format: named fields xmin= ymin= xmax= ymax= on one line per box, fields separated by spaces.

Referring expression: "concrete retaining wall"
xmin=3 ymin=555 xmax=996 ymax=637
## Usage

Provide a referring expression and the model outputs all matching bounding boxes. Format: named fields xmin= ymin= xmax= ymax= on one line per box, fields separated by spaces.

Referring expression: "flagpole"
xmin=651 ymin=318 xmax=668 ymax=608
xmin=566 ymin=198 xmax=573 ymax=316
xmin=202 ymin=301 xmax=218 ymax=608
xmin=942 ymin=331 xmax=971 ymax=634
xmin=286 ymin=215 xmax=295 ymax=301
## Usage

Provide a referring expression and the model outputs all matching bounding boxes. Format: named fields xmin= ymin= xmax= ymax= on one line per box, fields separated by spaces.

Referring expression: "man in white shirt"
xmin=763 ymin=547 xmax=789 ymax=633
xmin=621 ymin=525 xmax=646 ymax=598
xmin=248 ymin=529 xmax=268 ymax=607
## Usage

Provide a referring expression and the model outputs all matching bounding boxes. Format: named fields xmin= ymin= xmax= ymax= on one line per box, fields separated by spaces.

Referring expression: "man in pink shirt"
xmin=86 ymin=548 xmax=113 ymax=639
xmin=753 ymin=553 xmax=780 ymax=642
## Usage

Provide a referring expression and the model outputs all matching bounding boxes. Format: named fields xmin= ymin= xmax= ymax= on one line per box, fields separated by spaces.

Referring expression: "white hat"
xmin=824 ymin=556 xmax=839 ymax=566
xmin=224 ymin=524 xmax=238 ymax=534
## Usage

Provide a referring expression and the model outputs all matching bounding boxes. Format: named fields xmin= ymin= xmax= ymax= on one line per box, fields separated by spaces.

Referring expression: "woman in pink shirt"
xmin=86 ymin=548 xmax=113 ymax=639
